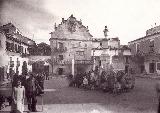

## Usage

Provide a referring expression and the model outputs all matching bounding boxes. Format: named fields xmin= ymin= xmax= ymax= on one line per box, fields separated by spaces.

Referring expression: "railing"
xmin=53 ymin=59 xmax=93 ymax=65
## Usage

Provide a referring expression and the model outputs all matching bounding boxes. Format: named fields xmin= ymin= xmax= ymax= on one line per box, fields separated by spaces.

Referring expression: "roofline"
xmin=128 ymin=32 xmax=160 ymax=44
xmin=49 ymin=38 xmax=92 ymax=41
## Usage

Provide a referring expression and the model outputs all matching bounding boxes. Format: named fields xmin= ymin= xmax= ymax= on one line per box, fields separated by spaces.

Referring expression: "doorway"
xmin=140 ymin=65 xmax=145 ymax=73
xmin=58 ymin=68 xmax=63 ymax=75
xmin=149 ymin=63 xmax=155 ymax=73
xmin=125 ymin=65 xmax=129 ymax=74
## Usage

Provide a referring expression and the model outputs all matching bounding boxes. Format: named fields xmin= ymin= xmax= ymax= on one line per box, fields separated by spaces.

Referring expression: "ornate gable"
xmin=51 ymin=15 xmax=92 ymax=41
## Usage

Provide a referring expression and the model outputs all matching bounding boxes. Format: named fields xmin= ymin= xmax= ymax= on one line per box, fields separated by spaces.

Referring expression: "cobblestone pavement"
xmin=0 ymin=77 xmax=159 ymax=113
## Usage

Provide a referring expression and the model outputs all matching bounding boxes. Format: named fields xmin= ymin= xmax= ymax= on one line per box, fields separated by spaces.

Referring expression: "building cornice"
xmin=49 ymin=38 xmax=92 ymax=42
xmin=128 ymin=32 xmax=160 ymax=44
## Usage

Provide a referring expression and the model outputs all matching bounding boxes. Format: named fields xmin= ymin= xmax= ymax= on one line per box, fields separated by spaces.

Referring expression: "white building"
xmin=0 ymin=23 xmax=35 ymax=76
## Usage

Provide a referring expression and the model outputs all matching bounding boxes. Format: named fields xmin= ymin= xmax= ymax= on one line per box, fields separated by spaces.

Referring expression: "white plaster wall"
xmin=92 ymin=42 xmax=100 ymax=48
xmin=91 ymin=50 xmax=103 ymax=56
xmin=156 ymin=62 xmax=160 ymax=75
xmin=112 ymin=62 xmax=125 ymax=71
xmin=123 ymin=50 xmax=131 ymax=55
xmin=28 ymin=56 xmax=50 ymax=62
xmin=108 ymin=40 xmax=119 ymax=48
xmin=0 ymin=32 xmax=8 ymax=67
xmin=108 ymin=49 xmax=118 ymax=56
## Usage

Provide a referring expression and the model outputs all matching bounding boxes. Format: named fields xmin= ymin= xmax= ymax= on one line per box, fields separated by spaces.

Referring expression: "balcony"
xmin=53 ymin=59 xmax=71 ymax=65
xmin=75 ymin=60 xmax=93 ymax=65
xmin=21 ymin=53 xmax=30 ymax=58
xmin=10 ymin=61 xmax=14 ymax=67
xmin=54 ymin=47 xmax=67 ymax=53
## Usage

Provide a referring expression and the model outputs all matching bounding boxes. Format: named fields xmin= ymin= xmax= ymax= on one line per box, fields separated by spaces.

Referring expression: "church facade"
xmin=49 ymin=15 xmax=93 ymax=75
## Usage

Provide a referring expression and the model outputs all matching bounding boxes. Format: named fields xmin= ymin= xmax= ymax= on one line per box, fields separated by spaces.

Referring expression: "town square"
xmin=1 ymin=0 xmax=160 ymax=113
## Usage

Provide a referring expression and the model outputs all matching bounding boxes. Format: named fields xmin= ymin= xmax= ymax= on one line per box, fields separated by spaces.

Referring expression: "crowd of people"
xmin=0 ymin=71 xmax=46 ymax=113
xmin=68 ymin=68 xmax=135 ymax=94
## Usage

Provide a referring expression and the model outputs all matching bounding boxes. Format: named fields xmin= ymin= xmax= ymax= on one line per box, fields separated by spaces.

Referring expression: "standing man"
xmin=25 ymin=73 xmax=37 ymax=112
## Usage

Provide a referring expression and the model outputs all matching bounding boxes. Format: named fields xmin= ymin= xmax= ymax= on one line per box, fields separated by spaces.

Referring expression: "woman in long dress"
xmin=12 ymin=79 xmax=25 ymax=113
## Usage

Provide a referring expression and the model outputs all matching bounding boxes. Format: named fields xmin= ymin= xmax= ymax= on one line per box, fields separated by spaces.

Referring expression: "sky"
xmin=1 ymin=0 xmax=160 ymax=45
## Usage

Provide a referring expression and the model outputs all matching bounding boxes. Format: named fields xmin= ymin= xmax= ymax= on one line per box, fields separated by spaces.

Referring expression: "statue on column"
xmin=103 ymin=26 xmax=109 ymax=38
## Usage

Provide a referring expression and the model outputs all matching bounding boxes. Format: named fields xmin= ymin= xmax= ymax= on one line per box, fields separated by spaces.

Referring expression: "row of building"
xmin=49 ymin=15 xmax=160 ymax=76
xmin=1 ymin=15 xmax=160 ymax=81
xmin=0 ymin=23 xmax=50 ymax=81
xmin=49 ymin=15 xmax=132 ymax=75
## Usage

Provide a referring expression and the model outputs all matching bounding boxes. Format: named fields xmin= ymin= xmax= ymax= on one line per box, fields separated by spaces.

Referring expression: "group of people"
xmin=10 ymin=72 xmax=45 ymax=113
xmin=68 ymin=69 xmax=135 ymax=94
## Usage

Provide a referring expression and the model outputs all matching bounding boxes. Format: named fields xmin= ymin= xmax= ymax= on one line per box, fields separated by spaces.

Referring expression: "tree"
xmin=22 ymin=61 xmax=28 ymax=76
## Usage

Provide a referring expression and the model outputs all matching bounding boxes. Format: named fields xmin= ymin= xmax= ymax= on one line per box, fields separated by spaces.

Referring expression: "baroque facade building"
xmin=0 ymin=23 xmax=35 ymax=78
xmin=129 ymin=25 xmax=160 ymax=75
xmin=50 ymin=15 xmax=93 ymax=75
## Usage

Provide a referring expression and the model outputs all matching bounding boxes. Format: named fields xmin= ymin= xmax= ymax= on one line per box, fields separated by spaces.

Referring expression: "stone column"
xmin=72 ymin=59 xmax=74 ymax=76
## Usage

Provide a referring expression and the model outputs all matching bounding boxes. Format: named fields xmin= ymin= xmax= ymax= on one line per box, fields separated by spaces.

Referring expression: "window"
xmin=157 ymin=63 xmax=160 ymax=70
xmin=10 ymin=57 xmax=14 ymax=67
xmin=10 ymin=43 xmax=14 ymax=52
xmin=100 ymin=42 xmax=102 ymax=46
xmin=78 ymin=42 xmax=81 ymax=47
xmin=58 ymin=42 xmax=63 ymax=49
xmin=25 ymin=48 xmax=27 ymax=54
xmin=125 ymin=65 xmax=129 ymax=74
xmin=18 ymin=45 xmax=21 ymax=53
xmin=6 ymin=41 xmax=10 ymax=51
xmin=150 ymin=40 xmax=154 ymax=47
xmin=76 ymin=51 xmax=84 ymax=56
xmin=15 ymin=44 xmax=18 ymax=52
xmin=21 ymin=46 xmax=24 ymax=53
xmin=99 ymin=60 xmax=101 ymax=66
xmin=10 ymin=57 xmax=12 ymax=61
xmin=0 ymin=40 xmax=1 ymax=47
xmin=136 ymin=43 xmax=140 ymax=53
xmin=125 ymin=56 xmax=129 ymax=64
xmin=4 ymin=29 xmax=9 ymax=34
xmin=59 ymin=55 xmax=63 ymax=60
xmin=72 ymin=44 xmax=75 ymax=48
xmin=149 ymin=40 xmax=154 ymax=53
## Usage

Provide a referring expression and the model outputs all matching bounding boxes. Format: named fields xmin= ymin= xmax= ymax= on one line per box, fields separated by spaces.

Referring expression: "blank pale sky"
xmin=1 ymin=0 xmax=160 ymax=44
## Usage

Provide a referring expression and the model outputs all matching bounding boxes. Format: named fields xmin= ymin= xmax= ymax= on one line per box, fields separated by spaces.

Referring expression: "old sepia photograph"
xmin=1 ymin=0 xmax=160 ymax=113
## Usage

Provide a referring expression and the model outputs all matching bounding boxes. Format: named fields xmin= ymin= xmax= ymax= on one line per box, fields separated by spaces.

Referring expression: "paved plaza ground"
xmin=0 ymin=76 xmax=159 ymax=113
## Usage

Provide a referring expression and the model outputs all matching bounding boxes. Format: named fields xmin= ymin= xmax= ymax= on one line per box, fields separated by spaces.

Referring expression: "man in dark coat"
xmin=36 ymin=73 xmax=44 ymax=95
xmin=25 ymin=74 xmax=37 ymax=112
